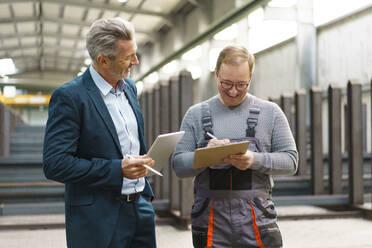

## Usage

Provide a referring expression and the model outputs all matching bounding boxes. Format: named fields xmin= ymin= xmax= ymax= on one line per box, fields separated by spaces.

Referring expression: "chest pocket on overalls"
xmin=199 ymin=103 xmax=261 ymax=190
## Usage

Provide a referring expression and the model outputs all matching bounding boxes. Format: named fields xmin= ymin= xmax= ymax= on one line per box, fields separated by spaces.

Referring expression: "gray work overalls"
xmin=191 ymin=102 xmax=283 ymax=248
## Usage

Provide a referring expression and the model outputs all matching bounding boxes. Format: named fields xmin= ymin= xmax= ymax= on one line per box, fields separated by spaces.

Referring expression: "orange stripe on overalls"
xmin=249 ymin=200 xmax=266 ymax=248
xmin=206 ymin=200 xmax=214 ymax=248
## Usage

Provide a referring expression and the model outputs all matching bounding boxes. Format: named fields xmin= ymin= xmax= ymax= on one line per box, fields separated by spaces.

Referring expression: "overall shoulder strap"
xmin=201 ymin=102 xmax=213 ymax=140
xmin=246 ymin=105 xmax=260 ymax=137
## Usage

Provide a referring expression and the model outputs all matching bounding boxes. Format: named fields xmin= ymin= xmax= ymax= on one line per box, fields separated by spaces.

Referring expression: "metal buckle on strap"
xmin=249 ymin=108 xmax=260 ymax=115
xmin=247 ymin=117 xmax=258 ymax=124
xmin=202 ymin=116 xmax=214 ymax=140
xmin=246 ymin=116 xmax=258 ymax=137
xmin=201 ymin=116 xmax=213 ymax=128
xmin=247 ymin=121 xmax=257 ymax=129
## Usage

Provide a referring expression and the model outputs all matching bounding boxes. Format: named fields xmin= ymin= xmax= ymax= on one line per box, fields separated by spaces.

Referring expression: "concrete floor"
xmin=1 ymin=216 xmax=372 ymax=248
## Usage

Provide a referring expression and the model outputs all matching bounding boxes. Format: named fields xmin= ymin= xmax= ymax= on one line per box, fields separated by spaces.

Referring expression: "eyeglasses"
xmin=218 ymin=76 xmax=250 ymax=91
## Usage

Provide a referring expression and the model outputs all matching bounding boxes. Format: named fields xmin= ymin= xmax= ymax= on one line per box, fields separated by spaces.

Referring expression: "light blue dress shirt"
xmin=89 ymin=65 xmax=145 ymax=194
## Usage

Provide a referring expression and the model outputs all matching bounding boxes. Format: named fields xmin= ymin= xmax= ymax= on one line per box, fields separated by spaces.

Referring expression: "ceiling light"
xmin=117 ymin=0 xmax=128 ymax=3
xmin=3 ymin=86 xmax=16 ymax=98
xmin=2 ymin=76 xmax=9 ymax=83
xmin=30 ymin=96 xmax=47 ymax=104
xmin=0 ymin=58 xmax=17 ymax=76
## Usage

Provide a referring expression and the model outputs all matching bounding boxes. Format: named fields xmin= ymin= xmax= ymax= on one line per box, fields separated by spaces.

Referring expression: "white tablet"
xmin=147 ymin=131 xmax=185 ymax=176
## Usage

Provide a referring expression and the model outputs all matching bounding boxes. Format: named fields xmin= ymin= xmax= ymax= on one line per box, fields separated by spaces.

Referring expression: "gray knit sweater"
xmin=172 ymin=94 xmax=298 ymax=178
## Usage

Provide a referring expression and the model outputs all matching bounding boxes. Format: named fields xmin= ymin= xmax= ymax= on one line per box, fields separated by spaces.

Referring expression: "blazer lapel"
xmin=123 ymin=83 xmax=146 ymax=152
xmin=83 ymin=70 xmax=122 ymax=154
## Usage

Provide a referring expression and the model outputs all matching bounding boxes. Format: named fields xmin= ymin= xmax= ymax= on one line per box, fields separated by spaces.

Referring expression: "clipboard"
xmin=147 ymin=131 xmax=185 ymax=176
xmin=193 ymin=141 xmax=250 ymax=169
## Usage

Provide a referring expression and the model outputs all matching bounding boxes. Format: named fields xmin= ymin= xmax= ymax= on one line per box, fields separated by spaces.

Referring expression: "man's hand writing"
xmin=207 ymin=138 xmax=230 ymax=147
xmin=223 ymin=150 xmax=254 ymax=170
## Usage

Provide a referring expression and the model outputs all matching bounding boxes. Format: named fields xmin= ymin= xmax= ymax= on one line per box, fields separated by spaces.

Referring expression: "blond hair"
xmin=215 ymin=45 xmax=255 ymax=77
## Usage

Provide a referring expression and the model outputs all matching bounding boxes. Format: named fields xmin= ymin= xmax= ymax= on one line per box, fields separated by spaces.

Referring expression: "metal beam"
xmin=0 ymin=77 xmax=73 ymax=86
xmin=280 ymin=93 xmax=294 ymax=132
xmin=169 ymin=76 xmax=180 ymax=211
xmin=46 ymin=0 xmax=170 ymax=19
xmin=1 ymin=32 xmax=83 ymax=41
xmin=42 ymin=16 xmax=91 ymax=27
xmin=295 ymin=0 xmax=316 ymax=89
xmin=0 ymin=76 xmax=74 ymax=90
xmin=43 ymin=17 xmax=151 ymax=35
xmin=0 ymin=0 xmax=171 ymax=19
xmin=2 ymin=31 xmax=155 ymax=44
xmin=0 ymin=32 xmax=39 ymax=39
xmin=0 ymin=44 xmax=85 ymax=56
xmin=11 ymin=55 xmax=86 ymax=62
xmin=328 ymin=85 xmax=342 ymax=194
xmin=11 ymin=56 xmax=39 ymax=62
xmin=295 ymin=90 xmax=307 ymax=176
xmin=0 ymin=16 xmax=38 ymax=24
xmin=172 ymin=0 xmax=199 ymax=14
xmin=0 ymin=16 xmax=151 ymax=35
xmin=179 ymin=71 xmax=194 ymax=218
xmin=187 ymin=0 xmax=199 ymax=6
xmin=310 ymin=87 xmax=324 ymax=195
xmin=0 ymin=44 xmax=40 ymax=52
xmin=5 ymin=68 xmax=79 ymax=78
xmin=135 ymin=0 xmax=271 ymax=81
xmin=0 ymin=0 xmax=35 ymax=3
xmin=347 ymin=80 xmax=364 ymax=205
xmin=42 ymin=45 xmax=86 ymax=56
xmin=43 ymin=32 xmax=82 ymax=40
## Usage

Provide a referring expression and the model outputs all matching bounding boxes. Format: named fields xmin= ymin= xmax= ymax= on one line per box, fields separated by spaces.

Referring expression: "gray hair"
xmin=86 ymin=17 xmax=135 ymax=63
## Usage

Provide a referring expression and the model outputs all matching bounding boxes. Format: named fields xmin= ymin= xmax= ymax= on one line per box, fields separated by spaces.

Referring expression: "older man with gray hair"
xmin=43 ymin=18 xmax=156 ymax=248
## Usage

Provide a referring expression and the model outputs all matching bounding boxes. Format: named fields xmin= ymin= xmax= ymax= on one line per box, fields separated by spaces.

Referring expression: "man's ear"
xmin=96 ymin=55 xmax=108 ymax=67
xmin=214 ymin=69 xmax=218 ymax=81
xmin=247 ymin=79 xmax=251 ymax=91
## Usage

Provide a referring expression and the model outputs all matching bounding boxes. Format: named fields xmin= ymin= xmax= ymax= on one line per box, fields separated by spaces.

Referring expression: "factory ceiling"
xmin=0 ymin=0 xmax=197 ymax=80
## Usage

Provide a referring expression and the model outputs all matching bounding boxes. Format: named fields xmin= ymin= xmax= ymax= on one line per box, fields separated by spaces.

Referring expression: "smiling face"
xmin=106 ymin=39 xmax=139 ymax=79
xmin=95 ymin=39 xmax=139 ymax=87
xmin=215 ymin=61 xmax=251 ymax=107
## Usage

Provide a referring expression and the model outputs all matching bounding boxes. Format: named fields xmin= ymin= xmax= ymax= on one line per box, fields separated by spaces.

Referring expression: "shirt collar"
xmin=89 ymin=65 xmax=125 ymax=96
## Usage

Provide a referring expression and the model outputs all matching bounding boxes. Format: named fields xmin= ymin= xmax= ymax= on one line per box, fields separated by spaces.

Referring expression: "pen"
xmin=127 ymin=155 xmax=163 ymax=177
xmin=206 ymin=132 xmax=218 ymax=139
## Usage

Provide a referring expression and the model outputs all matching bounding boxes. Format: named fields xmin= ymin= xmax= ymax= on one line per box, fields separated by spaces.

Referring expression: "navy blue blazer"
xmin=43 ymin=69 xmax=154 ymax=248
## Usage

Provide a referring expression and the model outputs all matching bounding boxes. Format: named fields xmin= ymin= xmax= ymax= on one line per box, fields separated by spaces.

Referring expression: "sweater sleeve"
xmin=250 ymin=104 xmax=298 ymax=175
xmin=171 ymin=107 xmax=206 ymax=178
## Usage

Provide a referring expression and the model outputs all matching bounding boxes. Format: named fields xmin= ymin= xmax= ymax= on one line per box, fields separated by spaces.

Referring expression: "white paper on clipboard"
xmin=146 ymin=131 xmax=185 ymax=176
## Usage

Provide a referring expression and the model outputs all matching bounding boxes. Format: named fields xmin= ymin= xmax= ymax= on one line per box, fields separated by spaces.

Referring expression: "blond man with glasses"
xmin=172 ymin=45 xmax=298 ymax=248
